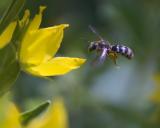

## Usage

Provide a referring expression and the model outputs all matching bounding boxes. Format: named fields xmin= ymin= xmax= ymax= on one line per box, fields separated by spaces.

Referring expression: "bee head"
xmin=88 ymin=42 xmax=97 ymax=52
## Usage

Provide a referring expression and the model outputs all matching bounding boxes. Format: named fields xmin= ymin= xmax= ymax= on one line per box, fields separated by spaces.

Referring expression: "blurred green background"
xmin=1 ymin=0 xmax=160 ymax=127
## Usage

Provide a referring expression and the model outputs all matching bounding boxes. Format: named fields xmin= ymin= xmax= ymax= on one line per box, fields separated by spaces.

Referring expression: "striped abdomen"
xmin=111 ymin=45 xmax=134 ymax=59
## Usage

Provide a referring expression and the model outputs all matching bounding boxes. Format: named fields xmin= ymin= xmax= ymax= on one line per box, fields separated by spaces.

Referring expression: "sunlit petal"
xmin=0 ymin=22 xmax=17 ymax=49
xmin=19 ymin=9 xmax=30 ymax=28
xmin=150 ymin=74 xmax=160 ymax=103
xmin=24 ymin=57 xmax=86 ymax=76
xmin=27 ymin=6 xmax=46 ymax=31
xmin=20 ymin=24 xmax=69 ymax=65
xmin=0 ymin=99 xmax=21 ymax=128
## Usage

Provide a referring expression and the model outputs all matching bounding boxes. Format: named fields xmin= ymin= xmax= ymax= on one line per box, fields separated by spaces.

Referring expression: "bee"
xmin=88 ymin=25 xmax=134 ymax=65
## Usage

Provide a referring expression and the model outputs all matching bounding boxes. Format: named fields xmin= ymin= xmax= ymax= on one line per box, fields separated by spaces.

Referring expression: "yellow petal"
xmin=153 ymin=74 xmax=160 ymax=86
xmin=19 ymin=9 xmax=30 ymax=28
xmin=24 ymin=57 xmax=86 ymax=76
xmin=27 ymin=98 xmax=68 ymax=128
xmin=27 ymin=6 xmax=46 ymax=31
xmin=20 ymin=24 xmax=69 ymax=65
xmin=0 ymin=21 xmax=17 ymax=49
xmin=0 ymin=99 xmax=21 ymax=128
xmin=150 ymin=74 xmax=160 ymax=103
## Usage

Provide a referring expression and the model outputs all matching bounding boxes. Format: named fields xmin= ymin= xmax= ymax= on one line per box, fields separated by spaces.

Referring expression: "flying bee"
xmin=88 ymin=25 xmax=134 ymax=65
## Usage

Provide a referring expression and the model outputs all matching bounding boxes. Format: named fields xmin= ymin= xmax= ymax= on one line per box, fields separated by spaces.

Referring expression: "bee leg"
xmin=112 ymin=57 xmax=117 ymax=65
xmin=109 ymin=52 xmax=118 ymax=65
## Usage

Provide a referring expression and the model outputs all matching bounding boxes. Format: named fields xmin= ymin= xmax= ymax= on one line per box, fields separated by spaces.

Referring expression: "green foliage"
xmin=20 ymin=100 xmax=51 ymax=125
xmin=0 ymin=0 xmax=26 ymax=96
xmin=0 ymin=44 xmax=20 ymax=95
xmin=0 ymin=0 xmax=25 ymax=34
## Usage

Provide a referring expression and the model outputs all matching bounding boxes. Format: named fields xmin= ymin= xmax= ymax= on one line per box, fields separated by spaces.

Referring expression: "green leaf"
xmin=20 ymin=100 xmax=51 ymax=126
xmin=0 ymin=0 xmax=26 ymax=34
xmin=0 ymin=43 xmax=20 ymax=95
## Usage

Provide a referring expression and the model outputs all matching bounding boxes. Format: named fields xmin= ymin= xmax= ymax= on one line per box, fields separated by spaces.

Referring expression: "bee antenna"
xmin=88 ymin=25 xmax=103 ymax=40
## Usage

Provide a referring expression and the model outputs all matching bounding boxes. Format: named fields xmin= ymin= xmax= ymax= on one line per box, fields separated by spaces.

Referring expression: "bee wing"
xmin=92 ymin=48 xmax=108 ymax=66
xmin=89 ymin=25 xmax=103 ymax=40
xmin=88 ymin=25 xmax=110 ymax=45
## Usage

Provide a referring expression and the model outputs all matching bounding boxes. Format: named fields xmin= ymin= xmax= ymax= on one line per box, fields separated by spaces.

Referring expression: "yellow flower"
xmin=0 ymin=21 xmax=17 ymax=49
xmin=0 ymin=97 xmax=68 ymax=128
xmin=27 ymin=98 xmax=68 ymax=128
xmin=150 ymin=74 xmax=160 ymax=103
xmin=0 ymin=98 xmax=21 ymax=128
xmin=19 ymin=6 xmax=86 ymax=77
